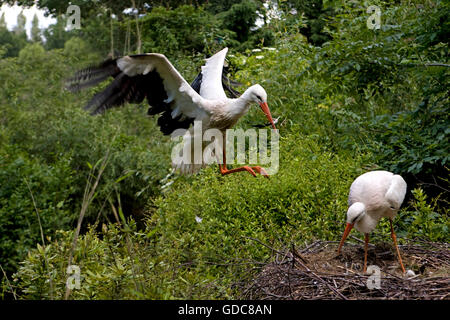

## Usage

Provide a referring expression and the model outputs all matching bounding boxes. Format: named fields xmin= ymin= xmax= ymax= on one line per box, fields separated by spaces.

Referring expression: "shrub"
xmin=369 ymin=93 xmax=449 ymax=177
xmin=395 ymin=188 xmax=449 ymax=242
xmin=18 ymin=43 xmax=46 ymax=64
xmin=138 ymin=5 xmax=235 ymax=56
xmin=220 ymin=0 xmax=260 ymax=42
xmin=0 ymin=46 xmax=172 ymax=274
xmin=10 ymin=135 xmax=368 ymax=299
xmin=0 ymin=145 xmax=75 ymax=274
xmin=63 ymin=37 xmax=91 ymax=57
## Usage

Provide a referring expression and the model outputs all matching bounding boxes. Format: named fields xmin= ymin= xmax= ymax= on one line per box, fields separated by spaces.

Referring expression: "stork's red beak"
xmin=337 ymin=223 xmax=354 ymax=254
xmin=259 ymin=102 xmax=276 ymax=130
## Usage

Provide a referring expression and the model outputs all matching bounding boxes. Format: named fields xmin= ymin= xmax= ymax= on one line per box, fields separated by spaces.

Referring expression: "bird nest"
xmin=240 ymin=240 xmax=450 ymax=300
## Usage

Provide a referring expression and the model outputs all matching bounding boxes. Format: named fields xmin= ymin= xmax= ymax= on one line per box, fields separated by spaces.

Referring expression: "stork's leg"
xmin=218 ymin=138 xmax=268 ymax=178
xmin=220 ymin=164 xmax=257 ymax=177
xmin=363 ymin=233 xmax=369 ymax=273
xmin=250 ymin=166 xmax=270 ymax=178
xmin=389 ymin=218 xmax=406 ymax=273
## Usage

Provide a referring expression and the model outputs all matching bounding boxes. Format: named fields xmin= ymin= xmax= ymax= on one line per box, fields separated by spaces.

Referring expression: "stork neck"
xmin=228 ymin=92 xmax=253 ymax=117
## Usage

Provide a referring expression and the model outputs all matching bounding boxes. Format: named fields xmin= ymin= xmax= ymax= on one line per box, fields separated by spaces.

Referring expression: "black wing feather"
xmin=65 ymin=59 xmax=120 ymax=92
xmin=66 ymin=54 xmax=240 ymax=135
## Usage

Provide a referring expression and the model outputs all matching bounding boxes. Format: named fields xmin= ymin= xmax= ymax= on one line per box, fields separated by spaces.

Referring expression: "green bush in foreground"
xmin=9 ymin=132 xmax=448 ymax=299
xmin=0 ymin=46 xmax=174 ymax=275
xmin=0 ymin=145 xmax=75 ymax=274
xmin=11 ymin=135 xmax=366 ymax=299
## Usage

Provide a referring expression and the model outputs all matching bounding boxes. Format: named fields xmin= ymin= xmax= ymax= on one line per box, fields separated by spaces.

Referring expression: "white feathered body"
xmin=348 ymin=171 xmax=407 ymax=234
xmin=68 ymin=47 xmax=272 ymax=176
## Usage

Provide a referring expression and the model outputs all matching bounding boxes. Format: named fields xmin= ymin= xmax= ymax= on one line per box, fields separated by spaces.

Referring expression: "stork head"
xmin=337 ymin=202 xmax=366 ymax=254
xmin=247 ymin=84 xmax=276 ymax=130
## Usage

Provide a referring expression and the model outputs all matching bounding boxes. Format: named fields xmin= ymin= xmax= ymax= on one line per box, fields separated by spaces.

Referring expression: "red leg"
xmin=390 ymin=218 xmax=406 ymax=273
xmin=364 ymin=233 xmax=369 ymax=273
xmin=250 ymin=166 xmax=270 ymax=178
xmin=220 ymin=164 xmax=257 ymax=176
xmin=218 ymin=138 xmax=268 ymax=178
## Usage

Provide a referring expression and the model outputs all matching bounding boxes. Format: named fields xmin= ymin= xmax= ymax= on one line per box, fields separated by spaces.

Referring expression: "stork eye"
xmin=256 ymin=95 xmax=262 ymax=102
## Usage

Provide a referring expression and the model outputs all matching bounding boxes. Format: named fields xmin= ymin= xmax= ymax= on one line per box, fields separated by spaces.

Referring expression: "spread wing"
xmin=190 ymin=48 xmax=241 ymax=100
xmin=66 ymin=53 xmax=209 ymax=135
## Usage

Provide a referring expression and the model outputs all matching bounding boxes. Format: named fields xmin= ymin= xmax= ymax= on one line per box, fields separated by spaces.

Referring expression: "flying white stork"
xmin=66 ymin=48 xmax=277 ymax=177
xmin=337 ymin=170 xmax=407 ymax=273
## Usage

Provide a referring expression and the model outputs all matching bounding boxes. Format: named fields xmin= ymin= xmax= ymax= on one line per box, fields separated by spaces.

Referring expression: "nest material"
xmin=241 ymin=240 xmax=450 ymax=300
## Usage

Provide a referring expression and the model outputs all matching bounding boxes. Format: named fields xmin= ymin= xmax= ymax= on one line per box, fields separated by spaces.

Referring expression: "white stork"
xmin=337 ymin=170 xmax=407 ymax=273
xmin=66 ymin=48 xmax=276 ymax=177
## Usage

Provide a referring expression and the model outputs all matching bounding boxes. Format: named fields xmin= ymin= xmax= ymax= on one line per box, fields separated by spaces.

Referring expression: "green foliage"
xmin=43 ymin=16 xmax=74 ymax=51
xmin=11 ymin=136 xmax=367 ymax=299
xmin=0 ymin=13 xmax=6 ymax=28
xmin=6 ymin=0 xmax=148 ymax=19
xmin=0 ymin=46 xmax=172 ymax=274
xmin=206 ymin=0 xmax=260 ymax=14
xmin=370 ymin=93 xmax=449 ymax=176
xmin=281 ymin=0 xmax=333 ymax=46
xmin=18 ymin=43 xmax=46 ymax=63
xmin=31 ymin=14 xmax=41 ymax=43
xmin=12 ymin=224 xmax=154 ymax=300
xmin=396 ymin=188 xmax=449 ymax=242
xmin=63 ymin=37 xmax=90 ymax=57
xmin=14 ymin=10 xmax=27 ymax=36
xmin=220 ymin=0 xmax=260 ymax=42
xmin=0 ymin=26 xmax=28 ymax=58
xmin=288 ymin=1 xmax=449 ymax=186
xmin=138 ymin=5 xmax=236 ymax=55
xmin=1 ymin=0 xmax=449 ymax=300
xmin=0 ymin=145 xmax=75 ymax=274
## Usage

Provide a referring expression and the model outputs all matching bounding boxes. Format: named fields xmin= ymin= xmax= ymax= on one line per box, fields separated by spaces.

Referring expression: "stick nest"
xmin=240 ymin=240 xmax=450 ymax=300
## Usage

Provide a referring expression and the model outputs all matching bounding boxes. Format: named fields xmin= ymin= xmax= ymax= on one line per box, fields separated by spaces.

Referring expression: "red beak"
xmin=259 ymin=102 xmax=277 ymax=130
xmin=337 ymin=223 xmax=354 ymax=254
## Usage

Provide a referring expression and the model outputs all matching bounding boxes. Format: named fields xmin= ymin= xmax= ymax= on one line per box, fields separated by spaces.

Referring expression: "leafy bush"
xmin=0 ymin=45 xmax=173 ymax=275
xmin=0 ymin=25 xmax=28 ymax=58
xmin=0 ymin=145 xmax=75 ymax=274
xmin=138 ymin=5 xmax=236 ymax=56
xmin=2 ymin=0 xmax=449 ymax=300
xmin=220 ymin=0 xmax=260 ymax=42
xmin=280 ymin=0 xmax=333 ymax=46
xmin=11 ymin=223 xmax=154 ymax=300
xmin=10 ymin=135 xmax=367 ymax=299
xmin=18 ymin=43 xmax=46 ymax=63
xmin=370 ymin=93 xmax=449 ymax=176
xmin=63 ymin=37 xmax=91 ymax=57
xmin=395 ymin=188 xmax=449 ymax=242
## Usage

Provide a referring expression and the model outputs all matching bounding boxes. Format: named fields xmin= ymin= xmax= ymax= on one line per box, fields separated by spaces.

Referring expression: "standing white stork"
xmin=337 ymin=170 xmax=407 ymax=273
xmin=66 ymin=48 xmax=277 ymax=177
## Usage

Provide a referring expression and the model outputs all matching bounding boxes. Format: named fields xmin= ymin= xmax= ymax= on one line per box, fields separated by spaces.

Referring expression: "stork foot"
xmin=250 ymin=166 xmax=270 ymax=179
xmin=220 ymin=165 xmax=257 ymax=177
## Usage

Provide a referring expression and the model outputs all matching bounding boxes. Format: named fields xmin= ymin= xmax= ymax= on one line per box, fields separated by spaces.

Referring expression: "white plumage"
xmin=67 ymin=48 xmax=277 ymax=177
xmin=338 ymin=170 xmax=407 ymax=273
xmin=199 ymin=48 xmax=229 ymax=100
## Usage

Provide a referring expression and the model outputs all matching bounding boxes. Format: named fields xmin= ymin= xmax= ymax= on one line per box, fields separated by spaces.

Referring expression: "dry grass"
xmin=240 ymin=240 xmax=450 ymax=300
